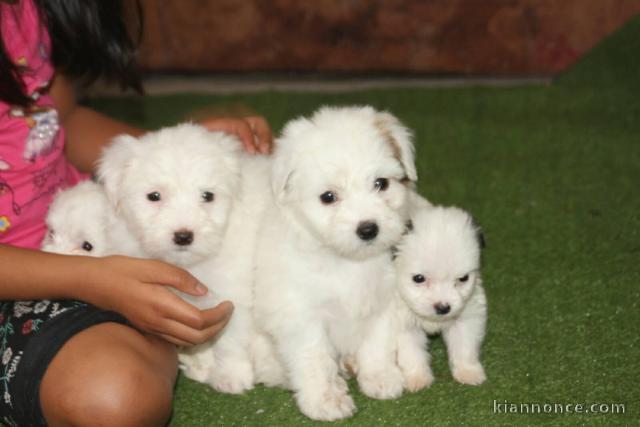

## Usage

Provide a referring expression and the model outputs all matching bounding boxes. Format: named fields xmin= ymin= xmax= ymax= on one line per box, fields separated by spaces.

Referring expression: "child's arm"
xmin=50 ymin=74 xmax=145 ymax=173
xmin=0 ymin=244 xmax=233 ymax=346
xmin=51 ymin=74 xmax=273 ymax=174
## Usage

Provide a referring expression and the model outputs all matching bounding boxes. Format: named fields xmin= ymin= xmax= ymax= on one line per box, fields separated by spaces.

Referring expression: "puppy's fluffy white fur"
xmin=393 ymin=201 xmax=487 ymax=392
xmin=97 ymin=123 xmax=270 ymax=394
xmin=42 ymin=180 xmax=113 ymax=256
xmin=180 ymin=154 xmax=270 ymax=394
xmin=97 ymin=124 xmax=242 ymax=267
xmin=253 ymin=106 xmax=417 ymax=421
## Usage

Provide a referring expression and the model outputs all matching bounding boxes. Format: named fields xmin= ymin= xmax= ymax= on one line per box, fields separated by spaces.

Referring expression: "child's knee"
xmin=40 ymin=323 xmax=178 ymax=426
xmin=43 ymin=359 xmax=174 ymax=427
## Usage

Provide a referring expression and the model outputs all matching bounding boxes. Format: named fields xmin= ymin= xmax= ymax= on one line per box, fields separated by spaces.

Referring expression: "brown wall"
xmin=137 ymin=0 xmax=640 ymax=76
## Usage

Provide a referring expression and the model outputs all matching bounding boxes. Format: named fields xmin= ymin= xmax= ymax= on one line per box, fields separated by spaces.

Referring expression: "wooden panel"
xmin=136 ymin=0 xmax=640 ymax=75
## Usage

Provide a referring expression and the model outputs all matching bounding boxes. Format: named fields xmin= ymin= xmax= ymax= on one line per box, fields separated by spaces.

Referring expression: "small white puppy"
xmin=393 ymin=202 xmax=487 ymax=391
xmin=253 ymin=106 xmax=417 ymax=421
xmin=42 ymin=180 xmax=112 ymax=256
xmin=97 ymin=123 xmax=269 ymax=394
xmin=97 ymin=123 xmax=241 ymax=268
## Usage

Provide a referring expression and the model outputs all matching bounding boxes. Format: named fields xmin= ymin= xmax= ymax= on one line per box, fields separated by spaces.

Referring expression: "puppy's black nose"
xmin=356 ymin=221 xmax=379 ymax=241
xmin=173 ymin=230 xmax=194 ymax=246
xmin=434 ymin=303 xmax=451 ymax=315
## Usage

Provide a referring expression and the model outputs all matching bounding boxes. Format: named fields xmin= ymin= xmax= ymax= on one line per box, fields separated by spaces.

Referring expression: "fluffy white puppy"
xmin=97 ymin=123 xmax=269 ymax=394
xmin=393 ymin=202 xmax=487 ymax=391
xmin=253 ymin=106 xmax=417 ymax=421
xmin=97 ymin=123 xmax=241 ymax=268
xmin=42 ymin=180 xmax=112 ymax=256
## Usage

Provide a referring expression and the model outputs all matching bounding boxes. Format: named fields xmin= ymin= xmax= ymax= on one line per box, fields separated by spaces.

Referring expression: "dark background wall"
xmin=136 ymin=0 xmax=640 ymax=76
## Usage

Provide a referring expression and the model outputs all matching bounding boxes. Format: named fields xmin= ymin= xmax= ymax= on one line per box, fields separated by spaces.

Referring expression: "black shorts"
xmin=0 ymin=300 xmax=127 ymax=427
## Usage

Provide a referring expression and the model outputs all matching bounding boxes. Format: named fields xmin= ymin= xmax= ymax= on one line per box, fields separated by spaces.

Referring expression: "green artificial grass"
xmin=86 ymin=17 xmax=640 ymax=426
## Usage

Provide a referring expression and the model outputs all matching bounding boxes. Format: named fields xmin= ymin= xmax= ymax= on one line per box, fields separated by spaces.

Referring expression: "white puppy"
xmin=393 ymin=202 xmax=487 ymax=391
xmin=97 ymin=123 xmax=241 ymax=268
xmin=42 ymin=180 xmax=112 ymax=256
xmin=97 ymin=123 xmax=270 ymax=394
xmin=253 ymin=106 xmax=417 ymax=421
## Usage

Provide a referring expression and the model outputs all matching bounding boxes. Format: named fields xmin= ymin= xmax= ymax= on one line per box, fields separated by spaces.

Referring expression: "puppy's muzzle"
xmin=356 ymin=221 xmax=379 ymax=241
xmin=173 ymin=230 xmax=194 ymax=246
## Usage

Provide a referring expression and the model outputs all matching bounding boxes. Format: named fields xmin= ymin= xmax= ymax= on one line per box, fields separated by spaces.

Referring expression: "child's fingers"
xmin=228 ymin=120 xmax=257 ymax=154
xmin=104 ymin=255 xmax=204 ymax=296
xmin=155 ymin=295 xmax=233 ymax=335
xmin=156 ymin=333 xmax=191 ymax=347
xmin=155 ymin=304 xmax=233 ymax=345
xmin=153 ymin=290 xmax=213 ymax=330
xmin=200 ymin=118 xmax=257 ymax=154
xmin=245 ymin=116 xmax=273 ymax=154
xmin=141 ymin=259 xmax=209 ymax=297
xmin=201 ymin=301 xmax=234 ymax=327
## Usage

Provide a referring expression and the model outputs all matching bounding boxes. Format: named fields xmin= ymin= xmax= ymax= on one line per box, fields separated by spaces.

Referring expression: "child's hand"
xmin=80 ymin=255 xmax=234 ymax=346
xmin=199 ymin=116 xmax=273 ymax=154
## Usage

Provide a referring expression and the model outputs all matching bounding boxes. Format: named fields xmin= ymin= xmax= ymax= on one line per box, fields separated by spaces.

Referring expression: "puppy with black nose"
xmin=393 ymin=200 xmax=487 ymax=391
xmin=97 ymin=124 xmax=241 ymax=268
xmin=42 ymin=180 xmax=120 ymax=257
xmin=98 ymin=123 xmax=270 ymax=394
xmin=253 ymin=106 xmax=417 ymax=421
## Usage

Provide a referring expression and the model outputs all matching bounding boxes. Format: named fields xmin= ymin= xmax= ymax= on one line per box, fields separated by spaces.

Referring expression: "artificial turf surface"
xmin=86 ymin=17 xmax=640 ymax=427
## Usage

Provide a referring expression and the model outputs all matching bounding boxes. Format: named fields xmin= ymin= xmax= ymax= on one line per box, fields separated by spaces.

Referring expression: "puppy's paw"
xmin=208 ymin=360 xmax=255 ymax=394
xmin=297 ymin=378 xmax=356 ymax=421
xmin=452 ymin=363 xmax=486 ymax=385
xmin=178 ymin=354 xmax=212 ymax=384
xmin=358 ymin=366 xmax=404 ymax=400
xmin=403 ymin=366 xmax=434 ymax=392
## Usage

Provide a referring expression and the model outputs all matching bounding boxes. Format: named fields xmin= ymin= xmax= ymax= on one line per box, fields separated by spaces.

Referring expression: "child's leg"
xmin=40 ymin=322 xmax=177 ymax=427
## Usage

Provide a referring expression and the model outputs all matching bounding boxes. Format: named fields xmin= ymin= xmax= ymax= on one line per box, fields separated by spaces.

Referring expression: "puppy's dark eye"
xmin=82 ymin=241 xmax=93 ymax=252
xmin=458 ymin=274 xmax=469 ymax=283
xmin=412 ymin=274 xmax=425 ymax=283
xmin=147 ymin=192 xmax=161 ymax=202
xmin=374 ymin=178 xmax=389 ymax=191
xmin=320 ymin=191 xmax=337 ymax=205
xmin=202 ymin=191 xmax=215 ymax=202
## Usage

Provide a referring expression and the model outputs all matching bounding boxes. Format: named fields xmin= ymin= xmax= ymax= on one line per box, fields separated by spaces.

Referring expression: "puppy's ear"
xmin=477 ymin=230 xmax=486 ymax=249
xmin=270 ymin=147 xmax=295 ymax=202
xmin=470 ymin=216 xmax=486 ymax=249
xmin=209 ymin=131 xmax=242 ymax=193
xmin=96 ymin=134 xmax=139 ymax=208
xmin=374 ymin=111 xmax=417 ymax=183
xmin=271 ymin=116 xmax=313 ymax=201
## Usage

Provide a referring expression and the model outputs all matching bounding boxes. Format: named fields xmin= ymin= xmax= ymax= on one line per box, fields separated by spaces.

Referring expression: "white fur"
xmin=42 ymin=180 xmax=139 ymax=257
xmin=393 ymin=202 xmax=487 ymax=391
xmin=97 ymin=123 xmax=241 ymax=267
xmin=42 ymin=180 xmax=113 ymax=256
xmin=97 ymin=123 xmax=270 ymax=394
xmin=179 ymin=154 xmax=270 ymax=394
xmin=253 ymin=106 xmax=417 ymax=421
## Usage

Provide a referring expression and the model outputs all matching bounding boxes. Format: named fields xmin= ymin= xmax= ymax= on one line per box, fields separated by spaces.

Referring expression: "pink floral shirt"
xmin=0 ymin=0 xmax=86 ymax=249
